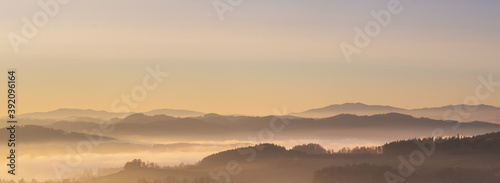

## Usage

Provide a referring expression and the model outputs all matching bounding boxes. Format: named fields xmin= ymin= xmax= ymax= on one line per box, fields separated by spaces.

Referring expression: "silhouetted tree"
xmin=292 ymin=143 xmax=328 ymax=154
xmin=125 ymin=159 xmax=147 ymax=170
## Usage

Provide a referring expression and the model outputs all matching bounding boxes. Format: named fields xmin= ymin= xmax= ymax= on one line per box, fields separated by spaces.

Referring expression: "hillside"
xmin=293 ymin=103 xmax=500 ymax=123
xmin=383 ymin=131 xmax=500 ymax=155
xmin=41 ymin=113 xmax=500 ymax=143
xmin=90 ymin=132 xmax=500 ymax=183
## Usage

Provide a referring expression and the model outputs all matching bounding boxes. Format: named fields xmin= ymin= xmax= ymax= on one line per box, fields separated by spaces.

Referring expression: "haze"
xmin=1 ymin=0 xmax=500 ymax=115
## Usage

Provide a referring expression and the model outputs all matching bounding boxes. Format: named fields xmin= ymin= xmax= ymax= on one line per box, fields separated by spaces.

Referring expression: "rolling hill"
xmin=292 ymin=103 xmax=500 ymax=123
xmin=43 ymin=112 xmax=500 ymax=143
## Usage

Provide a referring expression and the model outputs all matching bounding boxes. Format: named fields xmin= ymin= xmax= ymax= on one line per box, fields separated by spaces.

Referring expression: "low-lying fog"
xmin=1 ymin=138 xmax=384 ymax=181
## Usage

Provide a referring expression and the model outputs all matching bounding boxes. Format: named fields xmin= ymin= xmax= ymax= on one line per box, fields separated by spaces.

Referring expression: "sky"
xmin=1 ymin=0 xmax=500 ymax=115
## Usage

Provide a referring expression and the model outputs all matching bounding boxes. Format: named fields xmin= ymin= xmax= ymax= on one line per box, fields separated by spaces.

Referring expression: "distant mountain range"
xmin=7 ymin=103 xmax=500 ymax=124
xmin=10 ymin=108 xmax=205 ymax=120
xmin=291 ymin=103 xmax=500 ymax=124
xmin=5 ymin=111 xmax=500 ymax=157
xmin=143 ymin=109 xmax=205 ymax=117
xmin=43 ymin=112 xmax=500 ymax=143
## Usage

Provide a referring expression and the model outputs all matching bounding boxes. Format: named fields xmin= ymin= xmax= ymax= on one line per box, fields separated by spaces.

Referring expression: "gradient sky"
xmin=1 ymin=0 xmax=499 ymax=115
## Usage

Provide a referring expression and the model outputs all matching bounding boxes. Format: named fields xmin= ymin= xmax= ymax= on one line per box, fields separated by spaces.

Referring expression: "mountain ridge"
xmin=7 ymin=108 xmax=205 ymax=120
xmin=292 ymin=103 xmax=500 ymax=123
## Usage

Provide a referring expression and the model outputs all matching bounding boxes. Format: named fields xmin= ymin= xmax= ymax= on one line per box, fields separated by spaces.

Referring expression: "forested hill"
xmin=383 ymin=131 xmax=500 ymax=155
xmin=199 ymin=144 xmax=305 ymax=166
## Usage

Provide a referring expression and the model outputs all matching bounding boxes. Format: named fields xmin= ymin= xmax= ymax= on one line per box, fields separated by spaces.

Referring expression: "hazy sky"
xmin=1 ymin=0 xmax=499 ymax=115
